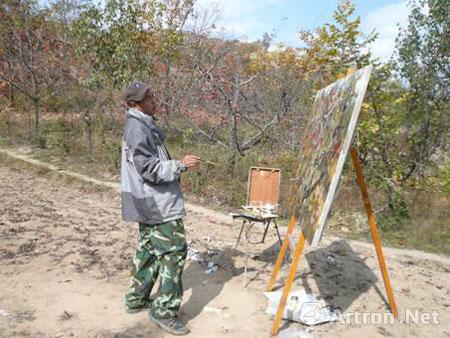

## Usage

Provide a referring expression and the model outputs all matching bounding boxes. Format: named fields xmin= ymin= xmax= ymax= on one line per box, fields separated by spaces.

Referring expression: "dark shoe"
xmin=125 ymin=301 xmax=151 ymax=314
xmin=148 ymin=313 xmax=189 ymax=335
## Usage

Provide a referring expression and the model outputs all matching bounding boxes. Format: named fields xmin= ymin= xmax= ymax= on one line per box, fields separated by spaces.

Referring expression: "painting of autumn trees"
xmin=1 ymin=0 xmax=449 ymax=252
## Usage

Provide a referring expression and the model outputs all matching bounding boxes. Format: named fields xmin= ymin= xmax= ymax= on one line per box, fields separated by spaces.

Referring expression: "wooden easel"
xmin=231 ymin=167 xmax=284 ymax=283
xmin=267 ymin=69 xmax=398 ymax=336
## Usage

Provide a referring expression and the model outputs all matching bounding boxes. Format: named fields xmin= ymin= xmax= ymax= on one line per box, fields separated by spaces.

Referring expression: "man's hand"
xmin=181 ymin=155 xmax=201 ymax=169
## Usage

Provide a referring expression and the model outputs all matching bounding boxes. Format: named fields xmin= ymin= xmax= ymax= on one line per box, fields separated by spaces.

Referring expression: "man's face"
xmin=140 ymin=90 xmax=159 ymax=116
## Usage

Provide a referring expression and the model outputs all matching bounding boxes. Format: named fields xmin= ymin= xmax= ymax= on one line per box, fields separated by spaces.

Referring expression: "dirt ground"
xmin=0 ymin=154 xmax=449 ymax=338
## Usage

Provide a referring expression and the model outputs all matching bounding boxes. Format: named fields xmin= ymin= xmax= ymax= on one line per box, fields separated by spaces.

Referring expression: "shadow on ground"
xmin=181 ymin=248 xmax=245 ymax=323
xmin=255 ymin=239 xmax=388 ymax=313
xmin=303 ymin=240 xmax=383 ymax=311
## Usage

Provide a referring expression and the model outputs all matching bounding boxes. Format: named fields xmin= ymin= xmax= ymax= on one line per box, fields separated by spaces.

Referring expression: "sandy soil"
xmin=0 ymin=154 xmax=449 ymax=338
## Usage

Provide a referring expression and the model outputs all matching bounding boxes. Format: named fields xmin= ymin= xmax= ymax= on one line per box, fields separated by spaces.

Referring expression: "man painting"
xmin=121 ymin=80 xmax=200 ymax=335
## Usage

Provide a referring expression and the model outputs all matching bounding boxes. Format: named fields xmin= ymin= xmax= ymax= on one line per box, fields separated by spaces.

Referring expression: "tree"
xmin=358 ymin=64 xmax=410 ymax=216
xmin=395 ymin=0 xmax=450 ymax=178
xmin=0 ymin=0 xmax=64 ymax=133
xmin=173 ymin=38 xmax=296 ymax=165
xmin=357 ymin=0 xmax=450 ymax=218
xmin=298 ymin=0 xmax=377 ymax=82
xmin=72 ymin=0 xmax=195 ymax=89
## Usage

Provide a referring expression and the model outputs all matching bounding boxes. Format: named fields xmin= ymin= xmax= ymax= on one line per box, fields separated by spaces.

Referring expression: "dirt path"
xmin=0 ymin=152 xmax=449 ymax=338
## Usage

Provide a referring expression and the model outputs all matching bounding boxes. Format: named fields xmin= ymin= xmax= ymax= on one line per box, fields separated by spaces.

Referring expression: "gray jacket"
xmin=121 ymin=108 xmax=186 ymax=224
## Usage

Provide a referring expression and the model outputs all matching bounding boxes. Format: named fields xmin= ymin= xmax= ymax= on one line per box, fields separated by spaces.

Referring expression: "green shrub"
xmin=439 ymin=161 xmax=450 ymax=198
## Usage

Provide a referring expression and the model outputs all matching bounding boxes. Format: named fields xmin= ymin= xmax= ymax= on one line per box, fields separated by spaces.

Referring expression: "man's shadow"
xmin=181 ymin=247 xmax=245 ymax=323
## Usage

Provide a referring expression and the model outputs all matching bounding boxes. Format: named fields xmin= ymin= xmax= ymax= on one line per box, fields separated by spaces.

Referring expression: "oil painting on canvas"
xmin=292 ymin=66 xmax=372 ymax=246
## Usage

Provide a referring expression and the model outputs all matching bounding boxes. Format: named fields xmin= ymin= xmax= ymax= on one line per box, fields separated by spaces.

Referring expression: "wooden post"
xmin=267 ymin=215 xmax=297 ymax=291
xmin=271 ymin=231 xmax=306 ymax=336
xmin=350 ymin=147 xmax=398 ymax=318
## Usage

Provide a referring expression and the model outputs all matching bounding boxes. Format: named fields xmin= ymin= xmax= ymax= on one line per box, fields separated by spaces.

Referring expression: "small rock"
xmin=0 ymin=309 xmax=10 ymax=317
xmin=204 ymin=306 xmax=222 ymax=314
xmin=277 ymin=327 xmax=313 ymax=338
xmin=59 ymin=310 xmax=72 ymax=321
xmin=377 ymin=326 xmax=393 ymax=336
xmin=340 ymin=226 xmax=351 ymax=234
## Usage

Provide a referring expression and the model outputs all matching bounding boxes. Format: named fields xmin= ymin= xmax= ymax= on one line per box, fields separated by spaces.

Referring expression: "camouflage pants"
xmin=125 ymin=219 xmax=187 ymax=318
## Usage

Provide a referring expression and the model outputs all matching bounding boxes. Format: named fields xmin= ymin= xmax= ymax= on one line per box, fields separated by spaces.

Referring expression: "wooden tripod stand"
xmin=267 ymin=147 xmax=398 ymax=336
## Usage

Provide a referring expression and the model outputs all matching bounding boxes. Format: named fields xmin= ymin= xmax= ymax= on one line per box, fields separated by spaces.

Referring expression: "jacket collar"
xmin=127 ymin=108 xmax=166 ymax=141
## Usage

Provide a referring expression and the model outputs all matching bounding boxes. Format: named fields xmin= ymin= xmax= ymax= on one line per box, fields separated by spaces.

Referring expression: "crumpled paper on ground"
xmin=264 ymin=289 xmax=339 ymax=326
xmin=187 ymin=247 xmax=204 ymax=263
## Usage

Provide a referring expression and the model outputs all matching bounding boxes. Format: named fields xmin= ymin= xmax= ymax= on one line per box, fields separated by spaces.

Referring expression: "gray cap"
xmin=123 ymin=81 xmax=150 ymax=102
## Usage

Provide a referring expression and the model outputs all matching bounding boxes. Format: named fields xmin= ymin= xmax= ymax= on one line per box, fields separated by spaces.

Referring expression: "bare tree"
xmin=0 ymin=0 xmax=63 ymax=133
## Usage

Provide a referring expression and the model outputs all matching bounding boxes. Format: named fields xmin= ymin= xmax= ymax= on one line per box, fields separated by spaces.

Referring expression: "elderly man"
xmin=121 ymin=81 xmax=200 ymax=335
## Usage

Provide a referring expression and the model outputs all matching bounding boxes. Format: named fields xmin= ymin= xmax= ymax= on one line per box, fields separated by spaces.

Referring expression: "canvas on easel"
xmin=291 ymin=66 xmax=372 ymax=246
xmin=268 ymin=66 xmax=398 ymax=336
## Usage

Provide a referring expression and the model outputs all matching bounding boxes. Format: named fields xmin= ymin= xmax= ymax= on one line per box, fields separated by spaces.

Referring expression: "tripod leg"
xmin=234 ymin=220 xmax=246 ymax=249
xmin=267 ymin=215 xmax=297 ymax=291
xmin=273 ymin=219 xmax=289 ymax=266
xmin=271 ymin=231 xmax=306 ymax=336
xmin=261 ymin=219 xmax=271 ymax=243
xmin=351 ymin=147 xmax=398 ymax=318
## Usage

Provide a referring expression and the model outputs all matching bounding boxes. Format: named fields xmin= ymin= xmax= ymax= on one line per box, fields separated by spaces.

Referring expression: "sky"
xmin=194 ymin=0 xmax=411 ymax=62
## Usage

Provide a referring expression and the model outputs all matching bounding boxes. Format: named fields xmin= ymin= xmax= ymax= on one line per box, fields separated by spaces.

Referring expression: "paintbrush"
xmin=199 ymin=159 xmax=219 ymax=166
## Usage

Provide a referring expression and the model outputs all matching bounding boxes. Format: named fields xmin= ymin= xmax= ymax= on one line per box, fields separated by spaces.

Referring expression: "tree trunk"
xmin=386 ymin=184 xmax=394 ymax=211
xmin=34 ymin=97 xmax=40 ymax=133
xmin=227 ymin=151 xmax=238 ymax=177
xmin=8 ymin=83 xmax=15 ymax=107
xmin=88 ymin=126 xmax=94 ymax=159
xmin=5 ymin=108 xmax=12 ymax=138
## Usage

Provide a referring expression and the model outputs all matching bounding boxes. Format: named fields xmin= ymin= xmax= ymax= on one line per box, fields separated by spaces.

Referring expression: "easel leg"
xmin=271 ymin=231 xmax=306 ymax=336
xmin=267 ymin=215 xmax=297 ymax=291
xmin=350 ymin=147 xmax=398 ymax=318
xmin=234 ymin=220 xmax=246 ymax=249
xmin=261 ymin=219 xmax=271 ymax=243
xmin=273 ymin=220 xmax=290 ymax=267
xmin=245 ymin=229 xmax=249 ymax=285
xmin=273 ymin=220 xmax=282 ymax=245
